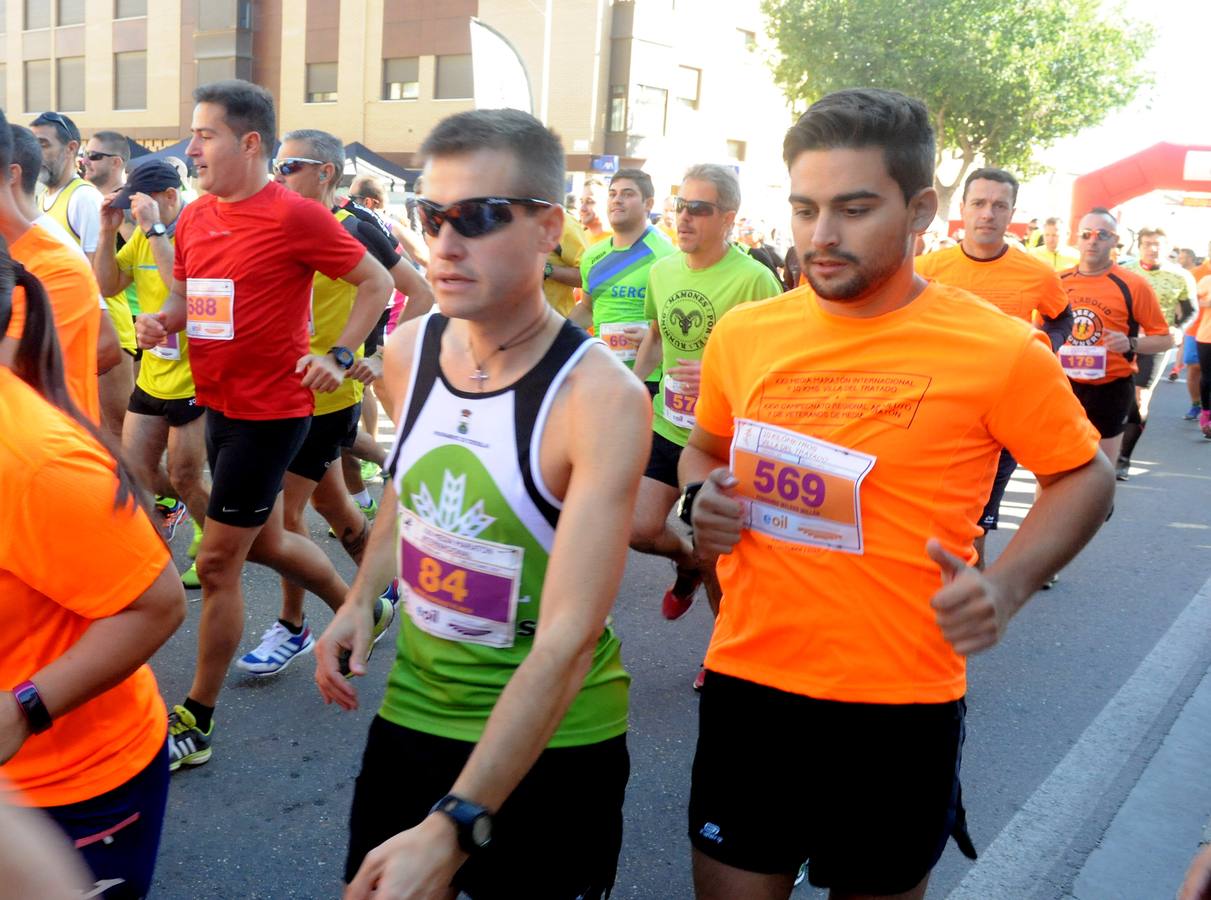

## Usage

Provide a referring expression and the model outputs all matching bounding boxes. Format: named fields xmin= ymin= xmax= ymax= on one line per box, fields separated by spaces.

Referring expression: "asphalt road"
xmin=147 ymin=374 xmax=1211 ymax=899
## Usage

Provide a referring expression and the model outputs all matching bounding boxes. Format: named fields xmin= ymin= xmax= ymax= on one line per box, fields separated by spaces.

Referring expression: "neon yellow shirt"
xmin=117 ymin=230 xmax=196 ymax=400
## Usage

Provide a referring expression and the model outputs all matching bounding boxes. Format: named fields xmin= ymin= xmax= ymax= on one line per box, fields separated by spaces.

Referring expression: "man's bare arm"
xmin=548 ymin=265 xmax=581 ymax=288
xmin=333 ymin=252 xmax=394 ymax=352
xmin=388 ymin=259 xmax=435 ymax=325
xmin=632 ymin=321 xmax=662 ymax=381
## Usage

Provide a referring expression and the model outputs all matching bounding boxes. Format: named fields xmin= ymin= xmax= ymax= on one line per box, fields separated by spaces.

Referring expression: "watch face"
xmin=471 ymin=814 xmax=492 ymax=848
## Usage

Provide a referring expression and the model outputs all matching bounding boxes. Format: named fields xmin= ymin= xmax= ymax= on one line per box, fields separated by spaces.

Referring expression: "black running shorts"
xmin=643 ymin=430 xmax=683 ymax=488
xmin=204 ymin=410 xmax=310 ymax=528
xmin=978 ymin=447 xmax=1018 ymax=532
xmin=688 ymin=671 xmax=972 ymax=896
xmin=1069 ymin=376 xmax=1134 ymax=439
xmin=346 ymin=717 xmax=629 ymax=899
xmin=287 ymin=402 xmax=361 ymax=483
xmin=127 ymin=385 xmax=206 ymax=428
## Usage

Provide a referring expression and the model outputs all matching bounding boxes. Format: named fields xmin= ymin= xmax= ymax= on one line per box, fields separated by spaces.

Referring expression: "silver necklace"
xmin=467 ymin=308 xmax=553 ymax=391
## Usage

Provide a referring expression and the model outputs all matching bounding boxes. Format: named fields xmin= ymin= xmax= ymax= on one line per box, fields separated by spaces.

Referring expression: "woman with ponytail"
xmin=0 ymin=240 xmax=186 ymax=899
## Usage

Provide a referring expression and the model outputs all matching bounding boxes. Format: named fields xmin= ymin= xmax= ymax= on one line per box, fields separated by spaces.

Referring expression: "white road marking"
xmin=948 ymin=575 xmax=1211 ymax=898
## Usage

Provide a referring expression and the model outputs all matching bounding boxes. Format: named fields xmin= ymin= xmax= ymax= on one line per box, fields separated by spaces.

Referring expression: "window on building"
xmin=631 ymin=84 xmax=667 ymax=137
xmin=383 ymin=57 xmax=419 ymax=101
xmin=115 ymin=0 xmax=147 ymax=18
xmin=0 ymin=1 xmax=6 ymax=33
xmin=24 ymin=59 xmax=51 ymax=112
xmin=435 ymin=54 xmax=473 ymax=100
xmin=197 ymin=57 xmax=235 ymax=86
xmin=675 ymin=66 xmax=700 ymax=110
xmin=114 ymin=50 xmax=146 ymax=109
xmin=24 ymin=0 xmax=50 ymax=29
xmin=0 ymin=66 xmax=7 ymax=106
xmin=726 ymin=140 xmax=747 ymax=163
xmin=306 ymin=62 xmax=338 ymax=103
xmin=199 ymin=0 xmax=252 ymax=31
xmin=57 ymin=56 xmax=85 ymax=111
xmin=608 ymin=84 xmax=627 ymax=132
xmin=737 ymin=28 xmax=756 ymax=52
xmin=57 ymin=0 xmax=84 ymax=25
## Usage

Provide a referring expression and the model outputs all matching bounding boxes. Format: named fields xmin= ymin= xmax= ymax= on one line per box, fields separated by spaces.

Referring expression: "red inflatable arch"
xmin=1069 ymin=142 xmax=1211 ymax=242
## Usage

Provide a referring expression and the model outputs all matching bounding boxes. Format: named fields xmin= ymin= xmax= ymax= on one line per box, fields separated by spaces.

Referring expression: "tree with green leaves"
xmin=761 ymin=0 xmax=1154 ymax=217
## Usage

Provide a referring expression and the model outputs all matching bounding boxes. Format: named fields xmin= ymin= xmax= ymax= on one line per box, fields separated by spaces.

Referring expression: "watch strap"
xmin=677 ymin=481 xmax=704 ymax=526
xmin=430 ymin=794 xmax=492 ymax=853
xmin=13 ymin=680 xmax=52 ymax=734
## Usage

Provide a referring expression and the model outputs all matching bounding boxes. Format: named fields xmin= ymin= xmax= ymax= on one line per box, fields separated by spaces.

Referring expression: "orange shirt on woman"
xmin=0 ymin=367 xmax=168 ymax=807
xmin=695 ymin=283 xmax=1099 ymax=705
xmin=5 ymin=225 xmax=102 ymax=421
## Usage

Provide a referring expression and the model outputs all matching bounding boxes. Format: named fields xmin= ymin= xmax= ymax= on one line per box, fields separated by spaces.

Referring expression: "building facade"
xmin=2 ymin=0 xmax=792 ymax=207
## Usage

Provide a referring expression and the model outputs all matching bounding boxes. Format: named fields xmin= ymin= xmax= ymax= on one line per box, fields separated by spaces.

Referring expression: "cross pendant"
xmin=470 ymin=368 xmax=490 ymax=388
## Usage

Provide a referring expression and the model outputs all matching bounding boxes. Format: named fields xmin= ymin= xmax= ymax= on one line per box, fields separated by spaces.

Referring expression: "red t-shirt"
xmin=172 ymin=181 xmax=366 ymax=419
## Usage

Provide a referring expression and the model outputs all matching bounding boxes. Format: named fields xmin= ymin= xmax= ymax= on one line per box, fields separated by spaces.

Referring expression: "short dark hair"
xmin=193 ymin=79 xmax=276 ymax=158
xmin=421 ymin=109 xmax=564 ymax=204
xmin=962 ymin=167 xmax=1019 ymax=205
xmin=1044 ymin=216 xmax=1061 ymax=227
xmin=91 ymin=130 xmax=130 ymax=163
xmin=10 ymin=126 xmax=42 ymax=197
xmin=350 ymin=175 xmax=385 ymax=203
xmin=610 ymin=168 xmax=654 ymax=201
xmin=0 ymin=108 xmax=11 ymax=171
xmin=782 ymin=88 xmax=935 ymax=203
xmin=1137 ymin=226 xmax=1165 ymax=240
xmin=1086 ymin=207 xmax=1118 ymax=227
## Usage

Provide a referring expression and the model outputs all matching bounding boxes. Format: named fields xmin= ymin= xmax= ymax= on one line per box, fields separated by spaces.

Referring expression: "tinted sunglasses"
xmin=675 ymin=198 xmax=725 ymax=216
xmin=1079 ymin=228 xmax=1116 ymax=242
xmin=416 ymin=196 xmax=554 ymax=238
xmin=272 ymin=157 xmax=324 ymax=177
xmin=84 ymin=150 xmax=120 ymax=161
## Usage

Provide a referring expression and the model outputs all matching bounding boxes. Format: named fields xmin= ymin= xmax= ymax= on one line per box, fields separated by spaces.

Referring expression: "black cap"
xmin=30 ymin=111 xmax=80 ymax=145
xmin=109 ymin=160 xmax=181 ymax=209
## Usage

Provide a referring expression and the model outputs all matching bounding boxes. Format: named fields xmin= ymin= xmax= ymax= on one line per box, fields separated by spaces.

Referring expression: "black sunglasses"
xmin=675 ymin=198 xmax=725 ymax=217
xmin=84 ymin=150 xmax=120 ymax=161
xmin=416 ymin=196 xmax=554 ymax=238
xmin=1079 ymin=228 xmax=1116 ymax=242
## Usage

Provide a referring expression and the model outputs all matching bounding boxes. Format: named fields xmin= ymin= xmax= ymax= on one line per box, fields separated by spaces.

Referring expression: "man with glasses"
xmin=315 ymin=108 xmax=649 ymax=899
xmin=569 ymin=167 xmax=674 ymax=396
xmin=632 ymin=165 xmax=781 ymax=681
xmin=29 ymin=113 xmax=102 ymax=260
xmin=1118 ymin=227 xmax=1194 ymax=478
xmin=134 ymin=79 xmax=392 ymax=771
xmin=232 ymin=129 xmax=434 ymax=678
xmin=916 ymin=167 xmax=1073 ymax=567
xmin=1059 ymin=209 xmax=1171 ymax=481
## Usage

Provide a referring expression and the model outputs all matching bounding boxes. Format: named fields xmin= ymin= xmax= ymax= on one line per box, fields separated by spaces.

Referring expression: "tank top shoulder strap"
xmin=385 ymin=312 xmax=446 ymax=478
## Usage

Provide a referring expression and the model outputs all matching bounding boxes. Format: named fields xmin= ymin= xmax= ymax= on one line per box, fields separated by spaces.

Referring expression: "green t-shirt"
xmin=1122 ymin=260 xmax=1195 ymax=324
xmin=645 ymin=243 xmax=783 ymax=446
xmin=581 ymin=227 xmax=675 ymax=381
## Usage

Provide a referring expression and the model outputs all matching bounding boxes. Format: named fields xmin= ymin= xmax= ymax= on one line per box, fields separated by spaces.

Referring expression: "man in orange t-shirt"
xmin=916 ymin=167 xmax=1073 ymax=566
xmin=1059 ymin=209 xmax=1172 ymax=467
xmin=678 ymin=89 xmax=1113 ymax=900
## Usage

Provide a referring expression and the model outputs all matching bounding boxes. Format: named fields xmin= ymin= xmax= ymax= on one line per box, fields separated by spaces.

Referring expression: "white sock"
xmin=352 ymin=489 xmax=372 ymax=507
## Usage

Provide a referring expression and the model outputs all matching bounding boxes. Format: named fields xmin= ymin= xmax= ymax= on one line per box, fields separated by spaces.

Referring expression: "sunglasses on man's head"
xmin=84 ymin=151 xmax=120 ymax=162
xmin=675 ymin=198 xmax=725 ymax=217
xmin=272 ymin=157 xmax=324 ymax=177
xmin=1079 ymin=228 xmax=1116 ymax=242
xmin=416 ymin=196 xmax=554 ymax=239
xmin=32 ymin=111 xmax=77 ymax=144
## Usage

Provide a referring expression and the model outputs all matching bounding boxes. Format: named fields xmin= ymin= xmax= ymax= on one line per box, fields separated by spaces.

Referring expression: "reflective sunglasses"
xmin=675 ymin=197 xmax=725 ymax=216
xmin=84 ymin=150 xmax=120 ymax=162
xmin=416 ymin=196 xmax=554 ymax=238
xmin=272 ymin=157 xmax=324 ymax=177
xmin=1078 ymin=228 xmax=1116 ymax=242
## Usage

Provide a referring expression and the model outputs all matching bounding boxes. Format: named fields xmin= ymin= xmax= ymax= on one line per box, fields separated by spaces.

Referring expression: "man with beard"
xmin=679 ymin=88 xmax=1113 ymax=900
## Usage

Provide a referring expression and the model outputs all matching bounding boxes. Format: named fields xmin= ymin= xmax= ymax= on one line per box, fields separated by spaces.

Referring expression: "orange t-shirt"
xmin=695 ymin=282 xmax=1100 ymax=704
xmin=916 ymin=243 xmax=1068 ymax=322
xmin=0 ymin=368 xmax=169 ymax=807
xmin=1058 ymin=266 xmax=1170 ymax=384
xmin=1197 ymin=276 xmax=1211 ymax=343
xmin=5 ymin=225 xmax=102 ymax=422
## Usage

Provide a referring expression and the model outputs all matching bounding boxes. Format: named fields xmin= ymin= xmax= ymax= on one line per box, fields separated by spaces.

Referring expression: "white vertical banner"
xmin=470 ymin=18 xmax=533 ymax=114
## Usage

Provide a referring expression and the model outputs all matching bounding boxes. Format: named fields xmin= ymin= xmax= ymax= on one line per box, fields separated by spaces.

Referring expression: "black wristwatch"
xmin=329 ymin=346 xmax=355 ymax=370
xmin=676 ymin=481 xmax=705 ymax=526
xmin=13 ymin=680 xmax=52 ymax=734
xmin=543 ymin=262 xmax=554 ymax=279
xmin=144 ymin=222 xmax=167 ymax=239
xmin=430 ymin=794 xmax=493 ymax=853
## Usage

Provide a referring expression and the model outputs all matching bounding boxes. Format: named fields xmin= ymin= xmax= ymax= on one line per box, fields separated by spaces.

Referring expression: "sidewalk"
xmin=1069 ymin=663 xmax=1211 ymax=899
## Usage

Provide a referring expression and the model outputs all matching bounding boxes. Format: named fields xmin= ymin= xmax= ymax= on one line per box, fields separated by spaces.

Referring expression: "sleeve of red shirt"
xmin=7 ymin=449 xmax=169 ymax=619
xmin=285 ymin=197 xmax=368 ymax=281
xmin=695 ymin=313 xmax=738 ymax=439
xmin=1133 ymin=280 xmax=1171 ymax=336
xmin=984 ymin=331 xmax=1100 ymax=476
